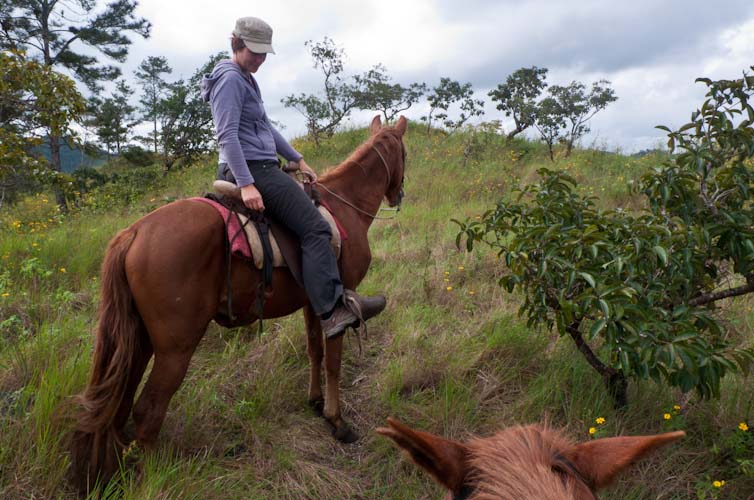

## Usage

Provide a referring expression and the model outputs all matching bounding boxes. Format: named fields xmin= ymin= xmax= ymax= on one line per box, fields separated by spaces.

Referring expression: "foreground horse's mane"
xmin=466 ymin=425 xmax=585 ymax=500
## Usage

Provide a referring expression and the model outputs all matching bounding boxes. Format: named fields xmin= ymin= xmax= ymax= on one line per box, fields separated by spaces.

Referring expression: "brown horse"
xmin=70 ymin=116 xmax=408 ymax=491
xmin=378 ymin=417 xmax=684 ymax=500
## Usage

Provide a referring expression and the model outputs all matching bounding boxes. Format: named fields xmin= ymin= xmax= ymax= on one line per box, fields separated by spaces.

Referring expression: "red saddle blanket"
xmin=192 ymin=197 xmax=252 ymax=258
xmin=190 ymin=197 xmax=347 ymax=262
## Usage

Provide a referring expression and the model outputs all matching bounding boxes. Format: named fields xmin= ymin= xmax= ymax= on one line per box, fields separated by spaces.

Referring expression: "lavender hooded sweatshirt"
xmin=201 ymin=60 xmax=302 ymax=187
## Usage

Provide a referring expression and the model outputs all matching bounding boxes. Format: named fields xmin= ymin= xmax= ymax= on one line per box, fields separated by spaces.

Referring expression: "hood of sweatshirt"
xmin=201 ymin=60 xmax=245 ymax=102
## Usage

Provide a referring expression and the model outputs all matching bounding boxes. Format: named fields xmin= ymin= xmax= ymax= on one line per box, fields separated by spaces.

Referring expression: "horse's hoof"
xmin=308 ymin=398 xmax=324 ymax=416
xmin=332 ymin=422 xmax=360 ymax=443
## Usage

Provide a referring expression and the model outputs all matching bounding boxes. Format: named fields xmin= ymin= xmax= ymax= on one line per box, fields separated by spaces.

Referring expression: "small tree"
xmin=158 ymin=53 xmax=221 ymax=170
xmin=282 ymin=37 xmax=361 ymax=145
xmin=533 ymin=97 xmax=567 ymax=161
xmin=488 ymin=66 xmax=548 ymax=139
xmin=422 ymin=77 xmax=484 ymax=134
xmin=353 ymin=64 xmax=426 ymax=124
xmin=549 ymin=80 xmax=617 ymax=156
xmin=135 ymin=56 xmax=172 ymax=153
xmin=456 ymin=69 xmax=754 ymax=407
xmin=87 ymin=80 xmax=136 ymax=155
xmin=0 ymin=50 xmax=85 ymax=205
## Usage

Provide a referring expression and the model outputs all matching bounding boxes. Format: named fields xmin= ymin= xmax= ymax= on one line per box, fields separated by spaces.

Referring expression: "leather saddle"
xmin=212 ymin=179 xmax=341 ymax=288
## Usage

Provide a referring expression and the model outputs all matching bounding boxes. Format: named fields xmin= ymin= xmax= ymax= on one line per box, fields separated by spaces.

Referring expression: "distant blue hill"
xmin=35 ymin=139 xmax=107 ymax=173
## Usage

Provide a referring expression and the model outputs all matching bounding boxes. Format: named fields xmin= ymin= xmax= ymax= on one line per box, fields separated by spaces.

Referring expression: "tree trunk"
xmin=507 ymin=126 xmax=524 ymax=139
xmin=49 ymin=134 xmax=68 ymax=212
xmin=153 ymin=118 xmax=159 ymax=153
xmin=566 ymin=321 xmax=628 ymax=408
xmin=607 ymin=371 xmax=628 ymax=408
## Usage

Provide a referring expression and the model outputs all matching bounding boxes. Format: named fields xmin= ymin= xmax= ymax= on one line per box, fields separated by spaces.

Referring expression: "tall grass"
xmin=0 ymin=124 xmax=752 ymax=498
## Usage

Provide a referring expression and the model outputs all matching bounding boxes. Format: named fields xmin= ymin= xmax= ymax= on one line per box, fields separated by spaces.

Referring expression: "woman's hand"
xmin=297 ymin=159 xmax=318 ymax=183
xmin=241 ymin=183 xmax=264 ymax=211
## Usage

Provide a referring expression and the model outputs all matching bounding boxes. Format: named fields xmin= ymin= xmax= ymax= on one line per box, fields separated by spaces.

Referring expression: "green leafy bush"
xmin=456 ymin=68 xmax=754 ymax=404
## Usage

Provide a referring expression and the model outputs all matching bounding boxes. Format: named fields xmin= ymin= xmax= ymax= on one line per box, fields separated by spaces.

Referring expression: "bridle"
xmin=314 ymin=136 xmax=405 ymax=221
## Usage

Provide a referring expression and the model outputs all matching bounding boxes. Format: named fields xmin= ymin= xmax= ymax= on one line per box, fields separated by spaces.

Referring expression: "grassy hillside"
xmin=1 ymin=124 xmax=752 ymax=499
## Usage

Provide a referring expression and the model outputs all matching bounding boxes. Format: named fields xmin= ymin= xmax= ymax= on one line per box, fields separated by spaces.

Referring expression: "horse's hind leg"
xmin=132 ymin=348 xmax=197 ymax=448
xmin=323 ymin=336 xmax=359 ymax=443
xmin=304 ymin=304 xmax=324 ymax=414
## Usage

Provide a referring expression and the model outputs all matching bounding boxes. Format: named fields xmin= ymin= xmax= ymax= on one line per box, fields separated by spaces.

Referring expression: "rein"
xmin=313 ymin=144 xmax=400 ymax=221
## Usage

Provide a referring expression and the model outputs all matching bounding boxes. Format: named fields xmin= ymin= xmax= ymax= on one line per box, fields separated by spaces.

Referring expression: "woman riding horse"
xmin=70 ymin=94 xmax=408 ymax=495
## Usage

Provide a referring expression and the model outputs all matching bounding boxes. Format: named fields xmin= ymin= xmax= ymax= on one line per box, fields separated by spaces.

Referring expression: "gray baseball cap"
xmin=233 ymin=17 xmax=275 ymax=54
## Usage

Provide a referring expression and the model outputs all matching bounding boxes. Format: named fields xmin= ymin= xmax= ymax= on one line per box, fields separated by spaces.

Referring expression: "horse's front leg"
xmin=303 ymin=304 xmax=324 ymax=414
xmin=323 ymin=335 xmax=359 ymax=443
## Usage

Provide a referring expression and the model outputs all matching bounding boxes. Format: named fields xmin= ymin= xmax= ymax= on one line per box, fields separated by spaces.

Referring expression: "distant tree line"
xmin=282 ymin=38 xmax=617 ymax=159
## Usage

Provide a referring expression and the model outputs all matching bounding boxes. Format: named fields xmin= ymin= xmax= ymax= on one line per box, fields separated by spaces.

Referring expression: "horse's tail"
xmin=70 ymin=226 xmax=145 ymax=492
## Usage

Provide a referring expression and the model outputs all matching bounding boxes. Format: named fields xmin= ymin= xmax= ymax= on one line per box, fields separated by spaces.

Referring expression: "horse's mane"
xmin=466 ymin=425 xmax=589 ymax=500
xmin=319 ymin=129 xmax=400 ymax=183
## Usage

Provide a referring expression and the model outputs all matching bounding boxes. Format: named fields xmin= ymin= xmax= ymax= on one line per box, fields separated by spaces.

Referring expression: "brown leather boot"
xmin=321 ymin=305 xmax=360 ymax=339
xmin=321 ymin=291 xmax=387 ymax=339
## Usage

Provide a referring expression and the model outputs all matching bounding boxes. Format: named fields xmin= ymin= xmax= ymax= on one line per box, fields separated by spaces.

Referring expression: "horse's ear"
xmin=377 ymin=417 xmax=469 ymax=496
xmin=370 ymin=115 xmax=382 ymax=135
xmin=395 ymin=116 xmax=408 ymax=136
xmin=564 ymin=431 xmax=685 ymax=490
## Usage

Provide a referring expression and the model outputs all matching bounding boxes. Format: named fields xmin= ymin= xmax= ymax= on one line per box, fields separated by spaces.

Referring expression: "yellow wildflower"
xmin=458 ymin=265 xmax=465 ymax=271
xmin=673 ymin=405 xmax=681 ymax=411
xmin=740 ymin=422 xmax=749 ymax=432
xmin=663 ymin=413 xmax=672 ymax=420
xmin=468 ymin=290 xmax=475 ymax=295
xmin=588 ymin=427 xmax=596 ymax=435
xmin=446 ymin=286 xmax=453 ymax=292
xmin=595 ymin=417 xmax=605 ymax=425
xmin=1 ymin=292 xmax=9 ymax=298
xmin=59 ymin=268 xmax=66 ymax=273
xmin=712 ymin=480 xmax=725 ymax=488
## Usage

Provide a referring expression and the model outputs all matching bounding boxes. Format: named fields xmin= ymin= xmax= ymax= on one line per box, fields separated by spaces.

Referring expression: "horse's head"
xmin=377 ymin=417 xmax=684 ymax=500
xmin=369 ymin=115 xmax=408 ymax=208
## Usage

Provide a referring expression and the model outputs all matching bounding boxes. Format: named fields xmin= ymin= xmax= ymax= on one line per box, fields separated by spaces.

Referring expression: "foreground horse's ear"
xmin=395 ymin=116 xmax=408 ymax=136
xmin=370 ymin=115 xmax=382 ymax=135
xmin=377 ymin=417 xmax=468 ymax=496
xmin=565 ymin=431 xmax=685 ymax=490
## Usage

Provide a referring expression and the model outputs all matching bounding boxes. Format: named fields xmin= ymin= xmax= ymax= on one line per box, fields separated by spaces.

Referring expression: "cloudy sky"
xmin=117 ymin=0 xmax=754 ymax=152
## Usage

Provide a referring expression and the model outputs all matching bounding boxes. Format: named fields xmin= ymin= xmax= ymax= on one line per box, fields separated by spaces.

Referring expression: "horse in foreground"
xmin=378 ymin=417 xmax=684 ymax=499
xmin=70 ymin=116 xmax=408 ymax=491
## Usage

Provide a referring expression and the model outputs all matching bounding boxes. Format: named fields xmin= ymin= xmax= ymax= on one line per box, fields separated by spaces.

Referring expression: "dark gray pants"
xmin=218 ymin=161 xmax=343 ymax=315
